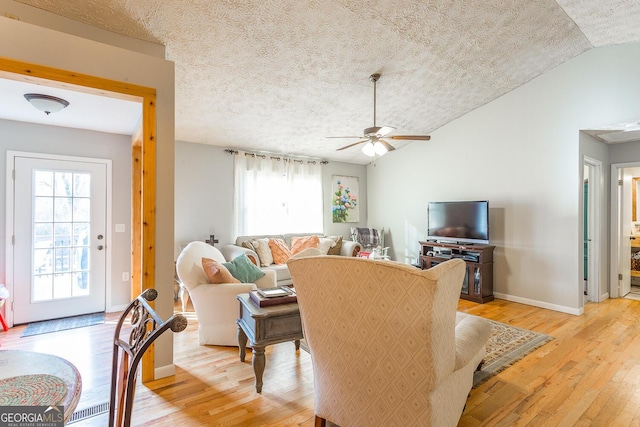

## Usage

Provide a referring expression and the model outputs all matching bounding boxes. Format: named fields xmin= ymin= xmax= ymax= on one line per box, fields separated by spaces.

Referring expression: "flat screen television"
xmin=427 ymin=201 xmax=489 ymax=244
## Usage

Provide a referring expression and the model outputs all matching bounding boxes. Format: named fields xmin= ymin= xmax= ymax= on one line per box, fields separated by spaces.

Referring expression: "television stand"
xmin=435 ymin=239 xmax=460 ymax=245
xmin=419 ymin=241 xmax=495 ymax=303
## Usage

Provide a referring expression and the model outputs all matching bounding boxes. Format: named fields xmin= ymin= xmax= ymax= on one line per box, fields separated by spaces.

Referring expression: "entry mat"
xmin=21 ymin=312 xmax=105 ymax=337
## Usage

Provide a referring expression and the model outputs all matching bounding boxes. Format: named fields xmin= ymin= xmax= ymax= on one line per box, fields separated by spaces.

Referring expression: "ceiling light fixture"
xmin=362 ymin=139 xmax=388 ymax=157
xmin=24 ymin=93 xmax=70 ymax=115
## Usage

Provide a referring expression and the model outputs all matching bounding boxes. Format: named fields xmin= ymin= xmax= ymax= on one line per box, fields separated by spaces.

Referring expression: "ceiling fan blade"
xmin=377 ymin=126 xmax=396 ymax=136
xmin=336 ymin=139 xmax=369 ymax=151
xmin=388 ymin=135 xmax=431 ymax=141
xmin=326 ymin=136 xmax=365 ymax=139
xmin=378 ymin=139 xmax=396 ymax=152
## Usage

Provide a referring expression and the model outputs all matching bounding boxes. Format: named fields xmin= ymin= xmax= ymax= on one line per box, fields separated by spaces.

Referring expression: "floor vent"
xmin=67 ymin=402 xmax=109 ymax=424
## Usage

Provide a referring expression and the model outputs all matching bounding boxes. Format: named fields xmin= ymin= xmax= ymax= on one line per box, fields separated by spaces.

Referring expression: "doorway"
xmin=9 ymin=152 xmax=110 ymax=324
xmin=610 ymin=162 xmax=640 ymax=299
xmin=0 ymin=56 xmax=159 ymax=381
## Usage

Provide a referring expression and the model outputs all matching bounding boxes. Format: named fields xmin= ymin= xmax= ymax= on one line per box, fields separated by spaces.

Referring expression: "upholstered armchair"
xmin=176 ymin=241 xmax=276 ymax=346
xmin=287 ymin=256 xmax=491 ymax=427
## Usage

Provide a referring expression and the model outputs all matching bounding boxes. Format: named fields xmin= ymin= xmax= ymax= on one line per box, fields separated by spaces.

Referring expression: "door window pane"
xmin=54 ymin=172 xmax=73 ymax=196
xmin=33 ymin=249 xmax=52 ymax=275
xmin=34 ymin=223 xmax=53 ymax=249
xmin=34 ymin=171 xmax=53 ymax=196
xmin=54 ymin=198 xmax=72 ymax=222
xmin=54 ymin=223 xmax=71 ymax=248
xmin=73 ymin=173 xmax=90 ymax=197
xmin=73 ymin=198 xmax=90 ymax=222
xmin=34 ymin=197 xmax=53 ymax=222
xmin=73 ymin=272 xmax=90 ymax=296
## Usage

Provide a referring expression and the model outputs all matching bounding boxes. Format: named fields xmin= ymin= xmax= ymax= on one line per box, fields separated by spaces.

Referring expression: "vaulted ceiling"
xmin=11 ymin=0 xmax=640 ymax=164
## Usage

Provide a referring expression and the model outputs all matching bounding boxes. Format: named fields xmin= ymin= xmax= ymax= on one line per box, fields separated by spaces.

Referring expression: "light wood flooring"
xmin=2 ymin=297 xmax=640 ymax=426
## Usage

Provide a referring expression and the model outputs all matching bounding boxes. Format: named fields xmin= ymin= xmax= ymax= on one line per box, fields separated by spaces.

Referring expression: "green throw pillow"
xmin=223 ymin=253 xmax=265 ymax=283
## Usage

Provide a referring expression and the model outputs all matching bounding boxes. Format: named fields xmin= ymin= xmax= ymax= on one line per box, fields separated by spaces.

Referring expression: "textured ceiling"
xmin=12 ymin=0 xmax=640 ymax=164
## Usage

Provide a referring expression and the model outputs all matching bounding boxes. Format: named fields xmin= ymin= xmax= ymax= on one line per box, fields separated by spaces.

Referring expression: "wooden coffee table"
xmin=236 ymin=293 xmax=303 ymax=393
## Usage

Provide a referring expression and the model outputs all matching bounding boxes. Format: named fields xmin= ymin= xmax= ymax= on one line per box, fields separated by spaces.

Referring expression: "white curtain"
xmin=233 ymin=152 xmax=323 ymax=236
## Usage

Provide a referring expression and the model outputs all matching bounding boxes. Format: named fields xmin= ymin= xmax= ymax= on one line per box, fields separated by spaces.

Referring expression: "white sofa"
xmin=221 ymin=233 xmax=361 ymax=286
xmin=176 ymin=241 xmax=276 ymax=346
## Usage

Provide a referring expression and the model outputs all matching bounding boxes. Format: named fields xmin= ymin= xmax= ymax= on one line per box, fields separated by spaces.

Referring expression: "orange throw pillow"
xmin=202 ymin=257 xmax=240 ymax=284
xmin=269 ymin=238 xmax=292 ymax=264
xmin=290 ymin=235 xmax=320 ymax=255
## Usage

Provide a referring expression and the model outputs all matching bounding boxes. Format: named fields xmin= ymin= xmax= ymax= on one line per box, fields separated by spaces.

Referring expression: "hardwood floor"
xmin=2 ymin=297 xmax=640 ymax=426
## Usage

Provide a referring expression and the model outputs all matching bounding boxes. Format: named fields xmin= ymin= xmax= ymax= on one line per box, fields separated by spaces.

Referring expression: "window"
xmin=233 ymin=152 xmax=323 ymax=235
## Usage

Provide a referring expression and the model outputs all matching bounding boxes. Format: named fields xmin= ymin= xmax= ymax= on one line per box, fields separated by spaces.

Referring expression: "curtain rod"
xmin=224 ymin=149 xmax=328 ymax=164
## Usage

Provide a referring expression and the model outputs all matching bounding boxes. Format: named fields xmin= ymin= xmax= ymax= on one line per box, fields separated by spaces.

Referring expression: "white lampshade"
xmin=374 ymin=141 xmax=387 ymax=156
xmin=24 ymin=93 xmax=70 ymax=115
xmin=362 ymin=141 xmax=376 ymax=157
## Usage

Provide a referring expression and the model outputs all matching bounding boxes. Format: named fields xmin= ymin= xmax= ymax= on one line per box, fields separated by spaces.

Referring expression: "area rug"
xmin=21 ymin=312 xmax=105 ymax=337
xmin=299 ymin=317 xmax=553 ymax=387
xmin=473 ymin=318 xmax=553 ymax=386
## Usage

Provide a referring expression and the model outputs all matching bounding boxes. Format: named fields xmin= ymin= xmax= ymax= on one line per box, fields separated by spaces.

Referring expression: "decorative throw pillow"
xmin=241 ymin=241 xmax=259 ymax=265
xmin=251 ymin=238 xmax=273 ymax=267
xmin=326 ymin=236 xmax=343 ymax=255
xmin=290 ymin=235 xmax=320 ymax=255
xmin=223 ymin=254 xmax=265 ymax=283
xmin=202 ymin=257 xmax=240 ymax=284
xmin=241 ymin=240 xmax=256 ymax=252
xmin=317 ymin=237 xmax=337 ymax=255
xmin=269 ymin=238 xmax=292 ymax=264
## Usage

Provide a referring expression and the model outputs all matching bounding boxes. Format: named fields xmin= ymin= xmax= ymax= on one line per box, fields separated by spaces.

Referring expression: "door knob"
xmin=97 ymin=234 xmax=104 ymax=240
xmin=97 ymin=245 xmax=104 ymax=250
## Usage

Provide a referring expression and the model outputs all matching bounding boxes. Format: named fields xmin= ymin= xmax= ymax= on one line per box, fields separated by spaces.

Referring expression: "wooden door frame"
xmin=0 ymin=57 xmax=157 ymax=381
xmin=610 ymin=161 xmax=640 ymax=299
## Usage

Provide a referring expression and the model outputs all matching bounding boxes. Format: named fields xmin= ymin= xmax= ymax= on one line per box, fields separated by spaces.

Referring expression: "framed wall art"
xmin=331 ymin=175 xmax=359 ymax=223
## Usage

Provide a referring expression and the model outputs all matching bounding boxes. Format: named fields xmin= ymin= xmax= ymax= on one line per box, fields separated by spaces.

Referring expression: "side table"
xmin=236 ymin=293 xmax=303 ymax=393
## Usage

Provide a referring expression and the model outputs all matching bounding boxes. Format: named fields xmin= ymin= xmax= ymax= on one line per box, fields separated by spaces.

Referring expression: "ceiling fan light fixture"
xmin=331 ymin=73 xmax=431 ymax=155
xmin=374 ymin=141 xmax=387 ymax=156
xmin=362 ymin=141 xmax=376 ymax=157
xmin=24 ymin=93 xmax=70 ymax=115
xmin=362 ymin=141 xmax=387 ymax=157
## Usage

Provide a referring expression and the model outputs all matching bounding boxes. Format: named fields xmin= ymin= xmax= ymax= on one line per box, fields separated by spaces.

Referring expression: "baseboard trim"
xmin=107 ymin=303 xmax=129 ymax=313
xmin=155 ymin=363 xmax=176 ymax=379
xmin=493 ymin=292 xmax=583 ymax=316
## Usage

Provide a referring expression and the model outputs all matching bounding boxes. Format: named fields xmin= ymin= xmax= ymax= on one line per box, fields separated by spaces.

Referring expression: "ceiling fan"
xmin=328 ymin=73 xmax=431 ymax=157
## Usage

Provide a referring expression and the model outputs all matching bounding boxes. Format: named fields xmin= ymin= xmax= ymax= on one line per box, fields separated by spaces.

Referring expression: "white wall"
xmin=610 ymin=141 xmax=640 ymax=165
xmin=174 ymin=141 xmax=368 ymax=255
xmin=0 ymin=119 xmax=132 ymax=308
xmin=174 ymin=142 xmax=234 ymax=255
xmin=368 ymin=42 xmax=640 ymax=314
xmin=0 ymin=17 xmax=176 ymax=370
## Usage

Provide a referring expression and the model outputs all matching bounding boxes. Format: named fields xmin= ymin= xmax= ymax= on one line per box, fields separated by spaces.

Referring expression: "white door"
xmin=619 ymin=169 xmax=632 ymax=297
xmin=12 ymin=155 xmax=107 ymax=324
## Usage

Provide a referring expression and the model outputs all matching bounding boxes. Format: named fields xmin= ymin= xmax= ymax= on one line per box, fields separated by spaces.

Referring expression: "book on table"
xmin=249 ymin=286 xmax=297 ymax=307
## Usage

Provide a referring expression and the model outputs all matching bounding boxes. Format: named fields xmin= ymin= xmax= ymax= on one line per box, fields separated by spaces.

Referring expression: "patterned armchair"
xmin=287 ymin=255 xmax=491 ymax=427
